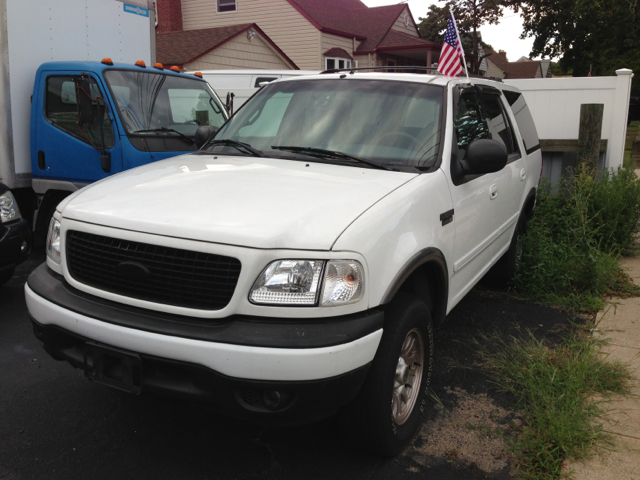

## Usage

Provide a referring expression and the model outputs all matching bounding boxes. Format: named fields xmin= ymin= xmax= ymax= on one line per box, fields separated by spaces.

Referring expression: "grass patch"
xmin=477 ymin=326 xmax=632 ymax=479
xmin=513 ymin=165 xmax=640 ymax=312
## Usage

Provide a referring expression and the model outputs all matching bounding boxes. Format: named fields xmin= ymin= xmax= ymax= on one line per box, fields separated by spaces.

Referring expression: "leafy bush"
xmin=514 ymin=165 xmax=640 ymax=311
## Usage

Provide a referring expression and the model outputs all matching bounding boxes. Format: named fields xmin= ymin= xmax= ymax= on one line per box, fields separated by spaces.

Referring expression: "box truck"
xmin=0 ymin=0 xmax=228 ymax=245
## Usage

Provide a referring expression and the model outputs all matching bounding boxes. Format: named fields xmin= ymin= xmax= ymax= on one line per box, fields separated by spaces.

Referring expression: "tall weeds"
xmin=514 ymin=165 xmax=640 ymax=311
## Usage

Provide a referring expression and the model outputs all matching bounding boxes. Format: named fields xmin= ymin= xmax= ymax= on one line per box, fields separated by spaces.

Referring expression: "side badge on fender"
xmin=440 ymin=209 xmax=454 ymax=226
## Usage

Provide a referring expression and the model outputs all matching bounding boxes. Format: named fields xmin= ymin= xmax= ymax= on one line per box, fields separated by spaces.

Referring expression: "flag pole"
xmin=451 ymin=13 xmax=471 ymax=83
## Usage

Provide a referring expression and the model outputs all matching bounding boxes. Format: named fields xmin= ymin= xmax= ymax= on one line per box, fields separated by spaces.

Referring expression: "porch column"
xmin=427 ymin=49 xmax=432 ymax=67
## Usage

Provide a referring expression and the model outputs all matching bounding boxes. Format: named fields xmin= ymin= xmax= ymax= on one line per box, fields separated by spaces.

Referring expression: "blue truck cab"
xmin=30 ymin=60 xmax=228 ymax=243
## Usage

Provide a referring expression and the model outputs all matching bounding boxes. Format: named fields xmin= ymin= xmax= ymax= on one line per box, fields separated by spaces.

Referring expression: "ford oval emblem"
xmin=117 ymin=261 xmax=151 ymax=281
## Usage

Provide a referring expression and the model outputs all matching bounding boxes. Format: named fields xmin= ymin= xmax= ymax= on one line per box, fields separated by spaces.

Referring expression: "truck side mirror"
xmin=461 ymin=139 xmax=508 ymax=175
xmin=76 ymin=77 xmax=94 ymax=126
xmin=225 ymin=92 xmax=234 ymax=116
xmin=194 ymin=126 xmax=218 ymax=149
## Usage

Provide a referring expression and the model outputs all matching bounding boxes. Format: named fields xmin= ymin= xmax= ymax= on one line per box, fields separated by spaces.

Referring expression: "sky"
xmin=361 ymin=0 xmax=538 ymax=62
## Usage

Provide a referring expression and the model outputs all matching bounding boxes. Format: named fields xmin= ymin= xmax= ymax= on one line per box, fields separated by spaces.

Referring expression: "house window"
xmin=325 ymin=57 xmax=352 ymax=70
xmin=217 ymin=0 xmax=236 ymax=13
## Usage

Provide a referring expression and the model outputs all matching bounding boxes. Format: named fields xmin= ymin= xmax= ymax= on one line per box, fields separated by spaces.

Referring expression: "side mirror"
xmin=194 ymin=126 xmax=217 ymax=149
xmin=461 ymin=139 xmax=508 ymax=175
xmin=76 ymin=77 xmax=94 ymax=126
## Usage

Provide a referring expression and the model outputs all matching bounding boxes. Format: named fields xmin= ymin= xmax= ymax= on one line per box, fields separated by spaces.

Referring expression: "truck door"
xmin=447 ymin=87 xmax=510 ymax=304
xmin=33 ymin=73 xmax=122 ymax=185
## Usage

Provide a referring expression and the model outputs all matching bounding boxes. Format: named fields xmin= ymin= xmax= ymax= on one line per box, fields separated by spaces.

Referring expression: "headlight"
xmin=249 ymin=259 xmax=364 ymax=306
xmin=250 ymin=260 xmax=324 ymax=305
xmin=46 ymin=218 xmax=61 ymax=265
xmin=0 ymin=190 xmax=21 ymax=223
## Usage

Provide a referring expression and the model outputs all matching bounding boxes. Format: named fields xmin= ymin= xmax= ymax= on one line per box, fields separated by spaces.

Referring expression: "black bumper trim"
xmin=31 ymin=319 xmax=370 ymax=426
xmin=27 ymin=263 xmax=384 ymax=349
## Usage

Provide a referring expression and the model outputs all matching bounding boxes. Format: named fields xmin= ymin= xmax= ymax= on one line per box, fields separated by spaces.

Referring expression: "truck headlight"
xmin=250 ymin=260 xmax=324 ymax=305
xmin=0 ymin=190 xmax=21 ymax=223
xmin=249 ymin=259 xmax=364 ymax=306
xmin=46 ymin=218 xmax=61 ymax=265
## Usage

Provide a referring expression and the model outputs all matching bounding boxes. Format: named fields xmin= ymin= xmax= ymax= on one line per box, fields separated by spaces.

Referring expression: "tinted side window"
xmin=454 ymin=92 xmax=489 ymax=159
xmin=478 ymin=92 xmax=518 ymax=155
xmin=503 ymin=90 xmax=540 ymax=154
xmin=45 ymin=76 xmax=115 ymax=149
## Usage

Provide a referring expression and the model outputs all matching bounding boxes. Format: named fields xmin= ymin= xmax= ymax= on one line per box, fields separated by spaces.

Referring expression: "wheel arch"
xmin=380 ymin=248 xmax=449 ymax=327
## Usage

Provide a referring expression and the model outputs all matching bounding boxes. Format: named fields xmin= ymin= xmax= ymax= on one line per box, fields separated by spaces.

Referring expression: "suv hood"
xmin=61 ymin=155 xmax=418 ymax=250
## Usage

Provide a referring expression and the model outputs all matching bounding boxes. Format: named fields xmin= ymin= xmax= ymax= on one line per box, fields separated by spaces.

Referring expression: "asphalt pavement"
xmin=1 ymin=251 xmax=577 ymax=480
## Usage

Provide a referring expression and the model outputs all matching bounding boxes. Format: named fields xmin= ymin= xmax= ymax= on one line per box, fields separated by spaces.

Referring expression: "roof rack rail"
xmin=319 ymin=66 xmax=503 ymax=82
xmin=320 ymin=66 xmax=438 ymax=74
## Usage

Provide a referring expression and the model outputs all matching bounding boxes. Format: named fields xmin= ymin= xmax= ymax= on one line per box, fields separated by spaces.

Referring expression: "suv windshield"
xmin=104 ymin=70 xmax=227 ymax=137
xmin=209 ymin=78 xmax=443 ymax=169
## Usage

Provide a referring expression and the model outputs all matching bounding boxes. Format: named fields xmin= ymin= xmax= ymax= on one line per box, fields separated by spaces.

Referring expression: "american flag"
xmin=437 ymin=14 xmax=464 ymax=77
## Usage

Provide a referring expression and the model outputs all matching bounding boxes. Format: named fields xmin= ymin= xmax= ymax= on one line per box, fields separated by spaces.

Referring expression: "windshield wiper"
xmin=271 ymin=146 xmax=396 ymax=171
xmin=132 ymin=127 xmax=194 ymax=144
xmin=206 ymin=139 xmax=265 ymax=158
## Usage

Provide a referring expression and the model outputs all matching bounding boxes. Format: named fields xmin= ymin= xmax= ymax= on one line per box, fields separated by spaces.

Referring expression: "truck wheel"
xmin=0 ymin=267 xmax=15 ymax=286
xmin=341 ymin=293 xmax=434 ymax=456
xmin=486 ymin=216 xmax=526 ymax=288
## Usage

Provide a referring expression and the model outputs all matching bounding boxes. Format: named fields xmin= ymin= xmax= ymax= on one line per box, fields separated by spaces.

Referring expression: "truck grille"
xmin=66 ymin=230 xmax=241 ymax=310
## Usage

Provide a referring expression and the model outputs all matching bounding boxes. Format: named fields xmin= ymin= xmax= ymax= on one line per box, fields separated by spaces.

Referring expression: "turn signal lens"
xmin=101 ymin=58 xmax=114 ymax=65
xmin=321 ymin=261 xmax=364 ymax=306
xmin=46 ymin=218 xmax=61 ymax=265
xmin=153 ymin=63 xmax=164 ymax=69
xmin=135 ymin=60 xmax=146 ymax=68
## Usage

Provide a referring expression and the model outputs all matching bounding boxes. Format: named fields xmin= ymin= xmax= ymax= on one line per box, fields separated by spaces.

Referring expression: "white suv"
xmin=26 ymin=71 xmax=541 ymax=456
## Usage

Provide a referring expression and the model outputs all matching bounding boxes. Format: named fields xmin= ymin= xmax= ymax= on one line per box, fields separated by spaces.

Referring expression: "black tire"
xmin=340 ymin=293 xmax=434 ymax=456
xmin=0 ymin=267 xmax=15 ymax=286
xmin=485 ymin=216 xmax=526 ymax=288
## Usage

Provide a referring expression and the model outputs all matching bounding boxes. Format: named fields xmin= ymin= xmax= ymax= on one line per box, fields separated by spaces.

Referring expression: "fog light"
xmin=262 ymin=390 xmax=282 ymax=409
xmin=21 ymin=240 xmax=28 ymax=253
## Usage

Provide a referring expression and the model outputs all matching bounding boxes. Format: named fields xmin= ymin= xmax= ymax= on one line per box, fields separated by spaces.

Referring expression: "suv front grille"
xmin=66 ymin=230 xmax=241 ymax=310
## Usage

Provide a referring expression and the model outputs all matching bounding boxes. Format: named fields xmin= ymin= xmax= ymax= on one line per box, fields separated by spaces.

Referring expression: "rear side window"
xmin=503 ymin=90 xmax=540 ymax=154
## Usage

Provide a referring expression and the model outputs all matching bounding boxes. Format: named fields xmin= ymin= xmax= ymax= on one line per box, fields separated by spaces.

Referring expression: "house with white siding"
xmin=155 ymin=0 xmax=440 ymax=71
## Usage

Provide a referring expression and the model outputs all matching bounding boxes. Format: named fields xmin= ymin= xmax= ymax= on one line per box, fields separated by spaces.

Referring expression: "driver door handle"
xmin=520 ymin=168 xmax=526 ymax=181
xmin=490 ymin=184 xmax=499 ymax=200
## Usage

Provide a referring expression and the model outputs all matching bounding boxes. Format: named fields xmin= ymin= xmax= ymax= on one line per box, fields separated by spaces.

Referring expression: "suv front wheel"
xmin=341 ymin=293 xmax=434 ymax=456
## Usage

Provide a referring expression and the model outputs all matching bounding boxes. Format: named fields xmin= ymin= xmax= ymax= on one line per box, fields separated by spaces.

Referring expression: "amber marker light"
xmin=193 ymin=72 xmax=203 ymax=78
xmin=170 ymin=66 xmax=180 ymax=72
xmin=101 ymin=58 xmax=114 ymax=65
xmin=135 ymin=60 xmax=146 ymax=68
xmin=153 ymin=63 xmax=164 ymax=69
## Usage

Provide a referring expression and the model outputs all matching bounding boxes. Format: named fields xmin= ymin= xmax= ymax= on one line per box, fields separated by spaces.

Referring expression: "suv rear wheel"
xmin=341 ymin=293 xmax=434 ymax=456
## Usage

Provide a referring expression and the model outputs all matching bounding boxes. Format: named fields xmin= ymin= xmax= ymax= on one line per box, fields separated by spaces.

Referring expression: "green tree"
xmin=418 ymin=0 xmax=512 ymax=75
xmin=516 ymin=0 xmax=639 ymax=94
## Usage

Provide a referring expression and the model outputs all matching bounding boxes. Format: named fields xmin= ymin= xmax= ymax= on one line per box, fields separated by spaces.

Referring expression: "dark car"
xmin=0 ymin=182 xmax=32 ymax=285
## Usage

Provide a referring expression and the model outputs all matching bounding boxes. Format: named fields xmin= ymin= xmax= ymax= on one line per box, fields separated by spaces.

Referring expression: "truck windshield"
xmin=210 ymin=78 xmax=443 ymax=169
xmin=103 ymin=70 xmax=227 ymax=137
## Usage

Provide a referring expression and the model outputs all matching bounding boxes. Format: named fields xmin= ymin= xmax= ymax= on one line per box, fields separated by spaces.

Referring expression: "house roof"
xmin=285 ymin=0 xmax=431 ymax=54
xmin=484 ymin=48 xmax=542 ymax=78
xmin=323 ymin=48 xmax=353 ymax=60
xmin=156 ymin=23 xmax=298 ymax=69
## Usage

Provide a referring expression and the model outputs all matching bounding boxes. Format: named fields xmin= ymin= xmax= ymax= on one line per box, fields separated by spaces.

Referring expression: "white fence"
xmin=506 ymin=69 xmax=634 ymax=174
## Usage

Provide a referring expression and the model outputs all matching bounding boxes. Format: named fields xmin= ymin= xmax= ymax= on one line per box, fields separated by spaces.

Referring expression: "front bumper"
xmin=0 ymin=218 xmax=31 ymax=272
xmin=26 ymin=264 xmax=384 ymax=424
